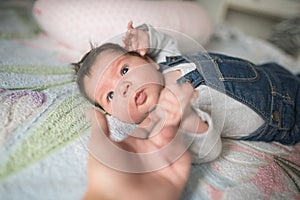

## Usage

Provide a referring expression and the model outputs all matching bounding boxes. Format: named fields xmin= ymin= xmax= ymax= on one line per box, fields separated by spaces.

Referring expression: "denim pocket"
xmin=213 ymin=56 xmax=259 ymax=82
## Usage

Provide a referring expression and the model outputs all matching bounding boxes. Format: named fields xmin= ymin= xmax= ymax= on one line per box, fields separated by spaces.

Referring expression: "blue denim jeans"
xmin=159 ymin=53 xmax=300 ymax=145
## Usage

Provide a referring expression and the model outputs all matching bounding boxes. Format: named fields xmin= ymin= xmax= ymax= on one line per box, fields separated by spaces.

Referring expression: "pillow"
xmin=0 ymin=1 xmax=40 ymax=39
xmin=33 ymin=0 xmax=212 ymax=55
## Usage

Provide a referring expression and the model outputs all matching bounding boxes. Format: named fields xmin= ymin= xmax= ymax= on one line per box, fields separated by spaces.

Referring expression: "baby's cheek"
xmin=128 ymin=105 xmax=146 ymax=124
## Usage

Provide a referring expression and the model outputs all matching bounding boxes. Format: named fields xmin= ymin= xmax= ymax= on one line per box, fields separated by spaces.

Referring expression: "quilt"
xmin=0 ymin=1 xmax=299 ymax=199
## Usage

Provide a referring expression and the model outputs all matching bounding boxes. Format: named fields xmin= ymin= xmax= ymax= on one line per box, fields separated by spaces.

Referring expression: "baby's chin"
xmin=129 ymin=112 xmax=149 ymax=125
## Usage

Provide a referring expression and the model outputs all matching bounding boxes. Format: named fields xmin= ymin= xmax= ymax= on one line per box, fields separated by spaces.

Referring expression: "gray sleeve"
xmin=137 ymin=24 xmax=181 ymax=62
xmin=183 ymin=111 xmax=222 ymax=164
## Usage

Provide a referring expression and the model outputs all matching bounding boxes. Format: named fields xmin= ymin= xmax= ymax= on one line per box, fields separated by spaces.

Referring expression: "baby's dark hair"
xmin=72 ymin=42 xmax=144 ymax=109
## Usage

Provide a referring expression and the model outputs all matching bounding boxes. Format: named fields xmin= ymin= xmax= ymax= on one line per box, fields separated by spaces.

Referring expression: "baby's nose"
xmin=119 ymin=81 xmax=132 ymax=97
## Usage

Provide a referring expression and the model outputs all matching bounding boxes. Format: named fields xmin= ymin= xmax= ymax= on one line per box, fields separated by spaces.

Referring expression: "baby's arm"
xmin=155 ymin=83 xmax=222 ymax=163
xmin=182 ymin=109 xmax=222 ymax=163
xmin=122 ymin=21 xmax=180 ymax=62
xmin=122 ymin=21 xmax=149 ymax=56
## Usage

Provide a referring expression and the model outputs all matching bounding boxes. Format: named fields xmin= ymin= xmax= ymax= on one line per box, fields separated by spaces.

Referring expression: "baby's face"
xmin=84 ymin=51 xmax=164 ymax=123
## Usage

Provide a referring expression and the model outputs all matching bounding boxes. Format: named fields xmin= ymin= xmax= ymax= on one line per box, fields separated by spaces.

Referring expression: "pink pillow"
xmin=33 ymin=0 xmax=212 ymax=54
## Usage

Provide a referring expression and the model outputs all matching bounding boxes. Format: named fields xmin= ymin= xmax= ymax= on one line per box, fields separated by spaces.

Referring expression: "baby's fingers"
xmin=127 ymin=20 xmax=134 ymax=30
xmin=122 ymin=31 xmax=132 ymax=48
xmin=171 ymin=83 xmax=195 ymax=109
xmin=123 ymin=36 xmax=140 ymax=52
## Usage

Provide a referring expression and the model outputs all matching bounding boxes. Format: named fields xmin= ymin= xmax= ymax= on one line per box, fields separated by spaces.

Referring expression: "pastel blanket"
xmin=0 ymin=3 xmax=300 ymax=199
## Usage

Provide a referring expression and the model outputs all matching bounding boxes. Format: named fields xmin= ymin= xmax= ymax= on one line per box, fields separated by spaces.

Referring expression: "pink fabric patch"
xmin=32 ymin=0 xmax=212 ymax=55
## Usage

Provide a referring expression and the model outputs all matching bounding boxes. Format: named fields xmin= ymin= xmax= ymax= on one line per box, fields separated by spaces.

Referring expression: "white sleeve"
xmin=183 ymin=110 xmax=222 ymax=164
xmin=136 ymin=24 xmax=181 ymax=63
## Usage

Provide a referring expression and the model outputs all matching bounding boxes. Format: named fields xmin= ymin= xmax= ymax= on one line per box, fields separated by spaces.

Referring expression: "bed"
xmin=0 ymin=0 xmax=299 ymax=199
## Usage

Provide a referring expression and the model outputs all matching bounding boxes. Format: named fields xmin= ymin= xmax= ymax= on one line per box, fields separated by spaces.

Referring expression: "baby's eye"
xmin=121 ymin=66 xmax=129 ymax=76
xmin=107 ymin=91 xmax=114 ymax=102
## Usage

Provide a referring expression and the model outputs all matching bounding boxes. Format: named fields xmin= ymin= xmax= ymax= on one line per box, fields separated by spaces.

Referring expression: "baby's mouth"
xmin=135 ymin=89 xmax=147 ymax=106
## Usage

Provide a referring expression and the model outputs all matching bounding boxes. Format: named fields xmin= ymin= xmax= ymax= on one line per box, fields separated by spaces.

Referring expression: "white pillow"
xmin=33 ymin=0 xmax=212 ymax=54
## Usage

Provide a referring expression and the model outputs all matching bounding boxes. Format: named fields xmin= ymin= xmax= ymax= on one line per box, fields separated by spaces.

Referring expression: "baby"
xmin=74 ymin=22 xmax=300 ymax=163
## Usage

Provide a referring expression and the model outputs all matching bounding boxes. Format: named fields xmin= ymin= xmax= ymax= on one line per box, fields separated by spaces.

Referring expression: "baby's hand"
xmin=122 ymin=21 xmax=149 ymax=56
xmin=154 ymin=83 xmax=195 ymax=128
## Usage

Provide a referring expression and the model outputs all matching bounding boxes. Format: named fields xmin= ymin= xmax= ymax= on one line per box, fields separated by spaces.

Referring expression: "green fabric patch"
xmin=0 ymin=65 xmax=74 ymax=75
xmin=0 ymin=94 xmax=90 ymax=180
